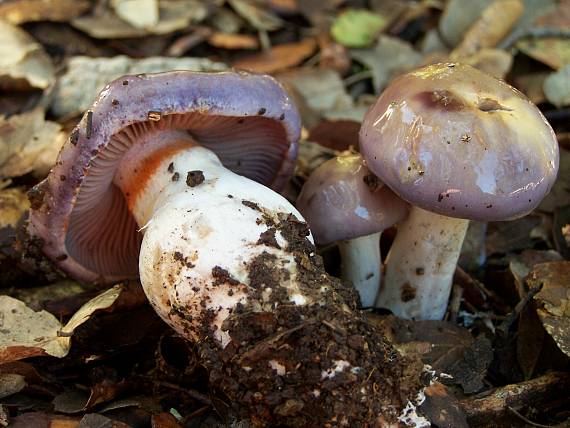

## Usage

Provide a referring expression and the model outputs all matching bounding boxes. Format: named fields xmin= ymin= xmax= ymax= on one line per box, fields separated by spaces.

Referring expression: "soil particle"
xmin=186 ymin=170 xmax=205 ymax=187
xmin=242 ymin=200 xmax=261 ymax=212
xmin=401 ymin=282 xmax=417 ymax=302
xmin=212 ymin=266 xmax=240 ymax=286
xmin=28 ymin=181 xmax=47 ymax=210
xmin=199 ymin=213 xmax=423 ymax=427
xmin=257 ymin=228 xmax=280 ymax=249
xmin=363 ymin=173 xmax=381 ymax=192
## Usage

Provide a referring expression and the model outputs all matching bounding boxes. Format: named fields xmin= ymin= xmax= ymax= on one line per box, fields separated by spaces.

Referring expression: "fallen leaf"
xmin=529 ymin=261 xmax=570 ymax=357
xmin=458 ymin=221 xmax=487 ymax=272
xmin=228 ymin=0 xmax=283 ymax=31
xmin=439 ymin=0 xmax=493 ymax=47
xmin=543 ymin=65 xmax=570 ymax=107
xmin=517 ymin=37 xmax=570 ymax=70
xmin=278 ymin=68 xmax=353 ymax=114
xmin=51 ymin=56 xmax=227 ymax=118
xmin=0 ymin=0 xmax=91 ymax=24
xmin=232 ymin=38 xmax=316 ymax=74
xmin=0 ymin=109 xmax=66 ymax=179
xmin=509 ymin=250 xmax=563 ymax=298
xmin=72 ymin=0 xmax=208 ymax=39
xmin=330 ymin=9 xmax=388 ymax=48
xmin=351 ymin=35 xmax=422 ymax=93
xmin=446 ymin=336 xmax=493 ymax=393
xmin=418 ymin=382 xmax=469 ymax=428
xmin=295 ymin=140 xmax=339 ymax=180
xmin=0 ymin=285 xmax=123 ymax=364
xmin=0 ymin=188 xmax=29 ymax=229
xmin=0 ymin=21 xmax=55 ymax=90
xmin=0 ymin=373 xmax=26 ymax=399
xmin=450 ymin=0 xmax=524 ymax=58
xmin=371 ymin=316 xmax=475 ymax=373
xmin=111 ymin=0 xmax=159 ymax=29
xmin=461 ymin=48 xmax=513 ymax=79
xmin=207 ymin=31 xmax=259 ymax=50
xmin=486 ymin=215 xmax=543 ymax=255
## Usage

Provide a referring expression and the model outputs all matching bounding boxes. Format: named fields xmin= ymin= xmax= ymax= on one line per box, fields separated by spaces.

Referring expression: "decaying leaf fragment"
xmin=51 ymin=55 xmax=227 ymax=117
xmin=0 ymin=285 xmax=123 ymax=364
xmin=0 ymin=21 xmax=55 ymax=90
xmin=72 ymin=0 xmax=208 ymax=39
xmin=0 ymin=0 xmax=91 ymax=24
xmin=0 ymin=109 xmax=66 ymax=179
xmin=529 ymin=261 xmax=570 ymax=357
xmin=543 ymin=65 xmax=570 ymax=107
xmin=232 ymin=38 xmax=316 ymax=74
xmin=111 ymin=0 xmax=159 ymax=29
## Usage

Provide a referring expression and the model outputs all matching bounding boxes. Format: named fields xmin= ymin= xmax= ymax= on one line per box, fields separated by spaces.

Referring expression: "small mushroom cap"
xmin=360 ymin=63 xmax=559 ymax=221
xmin=28 ymin=71 xmax=301 ymax=283
xmin=296 ymin=153 xmax=408 ymax=245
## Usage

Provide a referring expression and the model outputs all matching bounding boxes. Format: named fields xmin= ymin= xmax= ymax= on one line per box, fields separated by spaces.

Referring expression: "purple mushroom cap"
xmin=28 ymin=71 xmax=301 ymax=283
xmin=360 ymin=63 xmax=559 ymax=222
xmin=296 ymin=153 xmax=408 ymax=245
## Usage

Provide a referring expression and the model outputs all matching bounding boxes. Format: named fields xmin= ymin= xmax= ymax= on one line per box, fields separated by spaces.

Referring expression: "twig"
xmin=499 ymin=27 xmax=570 ymax=49
xmin=508 ymin=406 xmax=553 ymax=428
xmin=459 ymin=372 xmax=570 ymax=426
xmin=449 ymin=282 xmax=463 ymax=323
xmin=156 ymin=381 xmax=212 ymax=405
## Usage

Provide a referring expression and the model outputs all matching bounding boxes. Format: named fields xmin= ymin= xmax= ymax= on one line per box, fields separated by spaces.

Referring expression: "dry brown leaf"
xmin=208 ymin=32 xmax=259 ymax=50
xmin=0 ymin=21 xmax=55 ymax=90
xmin=72 ymin=0 xmax=208 ymax=39
xmin=517 ymin=37 xmax=570 ymax=70
xmin=0 ymin=109 xmax=66 ymax=179
xmin=111 ymin=0 xmax=159 ymax=29
xmin=461 ymin=48 xmax=513 ymax=79
xmin=228 ymin=0 xmax=283 ymax=31
xmin=351 ymin=35 xmax=422 ymax=93
xmin=0 ymin=188 xmax=29 ymax=229
xmin=451 ymin=0 xmax=524 ymax=58
xmin=529 ymin=262 xmax=570 ymax=357
xmin=51 ymin=56 xmax=227 ymax=118
xmin=0 ymin=0 xmax=91 ymax=24
xmin=232 ymin=38 xmax=317 ymax=74
xmin=0 ymin=285 xmax=123 ymax=364
xmin=0 ymin=373 xmax=26 ymax=399
xmin=278 ymin=68 xmax=353 ymax=115
xmin=543 ymin=65 xmax=570 ymax=107
xmin=439 ymin=0 xmax=493 ymax=47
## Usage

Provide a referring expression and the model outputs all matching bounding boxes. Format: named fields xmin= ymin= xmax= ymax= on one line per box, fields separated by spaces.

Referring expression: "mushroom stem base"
xmin=338 ymin=232 xmax=382 ymax=308
xmin=375 ymin=207 xmax=468 ymax=320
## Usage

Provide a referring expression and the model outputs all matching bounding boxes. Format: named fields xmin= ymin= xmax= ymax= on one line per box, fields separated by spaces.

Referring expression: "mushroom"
xmin=359 ymin=63 xmax=559 ymax=320
xmin=28 ymin=71 xmax=424 ymax=426
xmin=296 ymin=152 xmax=408 ymax=307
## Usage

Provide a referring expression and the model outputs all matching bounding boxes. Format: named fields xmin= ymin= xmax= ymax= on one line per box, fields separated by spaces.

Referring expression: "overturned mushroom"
xmin=28 ymin=71 xmax=423 ymax=426
xmin=360 ymin=63 xmax=559 ymax=320
xmin=296 ymin=152 xmax=408 ymax=307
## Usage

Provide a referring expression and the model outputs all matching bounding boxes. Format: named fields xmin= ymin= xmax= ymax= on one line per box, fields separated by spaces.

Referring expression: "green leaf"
xmin=331 ymin=9 xmax=387 ymax=48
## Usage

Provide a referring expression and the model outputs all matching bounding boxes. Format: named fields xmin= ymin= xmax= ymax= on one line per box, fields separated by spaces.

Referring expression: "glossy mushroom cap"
xmin=28 ymin=71 xmax=301 ymax=283
xmin=296 ymin=153 xmax=408 ymax=245
xmin=360 ymin=63 xmax=559 ymax=222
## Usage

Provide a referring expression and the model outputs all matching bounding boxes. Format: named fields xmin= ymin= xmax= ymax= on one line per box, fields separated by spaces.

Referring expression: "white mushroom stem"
xmin=375 ymin=207 xmax=469 ymax=320
xmin=113 ymin=134 xmax=316 ymax=347
xmin=337 ymin=232 xmax=381 ymax=307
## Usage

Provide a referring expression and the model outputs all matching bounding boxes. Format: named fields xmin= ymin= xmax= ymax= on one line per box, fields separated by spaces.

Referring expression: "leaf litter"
xmin=0 ymin=0 xmax=569 ymax=426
